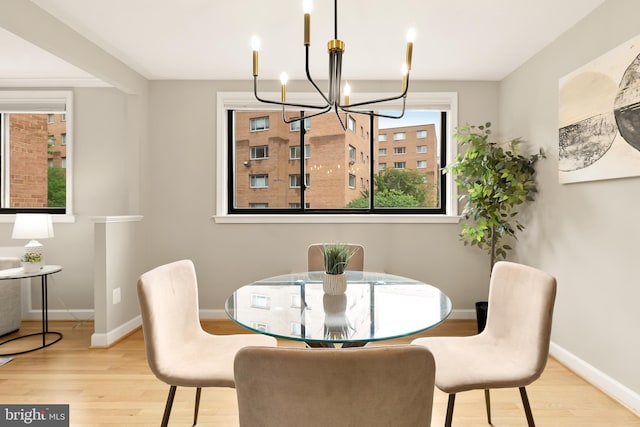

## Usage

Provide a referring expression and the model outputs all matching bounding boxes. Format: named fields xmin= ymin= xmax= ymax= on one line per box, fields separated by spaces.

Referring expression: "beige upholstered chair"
xmin=234 ymin=345 xmax=436 ymax=427
xmin=307 ymin=243 xmax=364 ymax=272
xmin=412 ymin=261 xmax=557 ymax=427
xmin=137 ymin=259 xmax=277 ymax=427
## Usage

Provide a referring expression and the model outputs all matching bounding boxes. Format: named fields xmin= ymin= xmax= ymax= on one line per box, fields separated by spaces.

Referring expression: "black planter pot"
xmin=475 ymin=301 xmax=488 ymax=333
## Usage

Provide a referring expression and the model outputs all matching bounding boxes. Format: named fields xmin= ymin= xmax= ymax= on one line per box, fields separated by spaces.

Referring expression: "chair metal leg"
xmin=484 ymin=389 xmax=492 ymax=424
xmin=193 ymin=387 xmax=202 ymax=426
xmin=161 ymin=385 xmax=177 ymax=427
xmin=519 ymin=387 xmax=535 ymax=427
xmin=445 ymin=394 xmax=456 ymax=427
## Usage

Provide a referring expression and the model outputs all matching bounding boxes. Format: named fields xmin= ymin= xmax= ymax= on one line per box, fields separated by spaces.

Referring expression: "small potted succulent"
xmin=21 ymin=252 xmax=44 ymax=273
xmin=321 ymin=243 xmax=356 ymax=295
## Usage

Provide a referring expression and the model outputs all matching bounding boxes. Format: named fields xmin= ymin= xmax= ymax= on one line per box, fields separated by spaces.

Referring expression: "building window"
xmin=393 ymin=132 xmax=406 ymax=141
xmin=249 ymin=203 xmax=269 ymax=208
xmin=290 ymin=144 xmax=310 ymax=159
xmin=289 ymin=174 xmax=310 ymax=188
xmin=393 ymin=147 xmax=406 ymax=155
xmin=417 ymin=160 xmax=427 ymax=168
xmin=0 ymin=90 xmax=72 ymax=214
xmin=290 ymin=118 xmax=311 ymax=132
xmin=250 ymin=145 xmax=268 ymax=159
xmin=223 ymin=93 xmax=454 ymax=216
xmin=250 ymin=174 xmax=269 ymax=188
xmin=416 ymin=130 xmax=427 ymax=138
xmin=348 ymin=116 xmax=356 ymax=132
xmin=416 ymin=145 xmax=427 ymax=153
xmin=378 ymin=134 xmax=387 ymax=142
xmin=250 ymin=116 xmax=269 ymax=131
xmin=348 ymin=145 xmax=356 ymax=163
xmin=61 ymin=113 xmax=66 ymax=122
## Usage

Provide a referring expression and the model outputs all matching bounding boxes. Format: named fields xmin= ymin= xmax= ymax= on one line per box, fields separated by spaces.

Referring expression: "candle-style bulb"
xmin=303 ymin=0 xmax=312 ymax=14
xmin=280 ymin=72 xmax=288 ymax=102
xmin=303 ymin=0 xmax=312 ymax=45
xmin=406 ymin=28 xmax=416 ymax=43
xmin=405 ymin=28 xmax=415 ymax=71
xmin=252 ymin=36 xmax=260 ymax=77
xmin=344 ymin=83 xmax=351 ymax=105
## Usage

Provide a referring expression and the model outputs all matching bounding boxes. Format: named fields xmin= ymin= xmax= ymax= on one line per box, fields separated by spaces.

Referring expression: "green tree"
xmin=375 ymin=168 xmax=427 ymax=205
xmin=346 ymin=189 xmax=422 ymax=208
xmin=48 ymin=166 xmax=66 ymax=207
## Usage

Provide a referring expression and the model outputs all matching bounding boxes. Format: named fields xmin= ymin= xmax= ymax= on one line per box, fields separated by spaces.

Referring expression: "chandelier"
xmin=251 ymin=0 xmax=415 ymax=130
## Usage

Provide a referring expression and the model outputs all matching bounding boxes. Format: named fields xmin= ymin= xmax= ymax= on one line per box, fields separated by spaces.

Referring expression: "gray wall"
xmin=499 ymin=0 xmax=640 ymax=401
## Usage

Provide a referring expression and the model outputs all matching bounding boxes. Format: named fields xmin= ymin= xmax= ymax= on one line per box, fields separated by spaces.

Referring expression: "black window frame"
xmin=227 ymin=110 xmax=448 ymax=215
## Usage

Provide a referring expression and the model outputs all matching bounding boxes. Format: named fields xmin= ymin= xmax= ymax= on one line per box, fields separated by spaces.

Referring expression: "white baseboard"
xmin=90 ymin=315 xmax=141 ymax=348
xmin=550 ymin=342 xmax=640 ymax=414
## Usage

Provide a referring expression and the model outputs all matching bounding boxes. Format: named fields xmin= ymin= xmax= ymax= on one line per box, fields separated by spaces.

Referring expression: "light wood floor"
xmin=0 ymin=319 xmax=638 ymax=426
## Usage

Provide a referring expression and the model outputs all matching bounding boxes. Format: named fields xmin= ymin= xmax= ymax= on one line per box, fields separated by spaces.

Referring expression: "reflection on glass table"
xmin=225 ymin=271 xmax=452 ymax=348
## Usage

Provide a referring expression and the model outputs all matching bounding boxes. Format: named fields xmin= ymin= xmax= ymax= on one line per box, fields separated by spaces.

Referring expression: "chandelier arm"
xmin=254 ymin=77 xmax=329 ymax=110
xmin=333 ymin=106 xmax=348 ymax=131
xmin=304 ymin=46 xmax=332 ymax=106
xmin=282 ymin=105 xmax=333 ymax=124
xmin=340 ymin=96 xmax=407 ymax=119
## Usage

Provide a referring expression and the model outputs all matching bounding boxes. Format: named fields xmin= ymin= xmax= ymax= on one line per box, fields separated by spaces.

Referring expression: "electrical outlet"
xmin=113 ymin=287 xmax=121 ymax=305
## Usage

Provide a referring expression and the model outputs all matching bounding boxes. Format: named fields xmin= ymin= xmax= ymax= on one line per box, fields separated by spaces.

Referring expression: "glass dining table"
xmin=225 ymin=271 xmax=452 ymax=348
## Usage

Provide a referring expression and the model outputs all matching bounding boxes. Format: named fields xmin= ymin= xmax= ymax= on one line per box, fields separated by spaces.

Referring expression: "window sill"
xmin=213 ymin=214 xmax=461 ymax=224
xmin=0 ymin=214 xmax=76 ymax=224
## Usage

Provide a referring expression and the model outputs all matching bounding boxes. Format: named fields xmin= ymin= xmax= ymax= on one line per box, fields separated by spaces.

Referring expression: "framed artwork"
xmin=559 ymin=34 xmax=640 ymax=184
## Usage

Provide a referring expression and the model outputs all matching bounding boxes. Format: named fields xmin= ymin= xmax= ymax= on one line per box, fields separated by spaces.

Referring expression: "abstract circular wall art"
xmin=559 ymin=34 xmax=640 ymax=184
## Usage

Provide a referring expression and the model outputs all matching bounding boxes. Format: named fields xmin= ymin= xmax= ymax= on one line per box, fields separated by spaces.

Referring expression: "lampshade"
xmin=12 ymin=214 xmax=54 ymax=240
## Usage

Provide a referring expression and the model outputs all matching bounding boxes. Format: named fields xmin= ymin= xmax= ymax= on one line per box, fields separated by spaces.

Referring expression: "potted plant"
xmin=321 ymin=243 xmax=357 ymax=295
xmin=445 ymin=122 xmax=544 ymax=331
xmin=21 ymin=252 xmax=44 ymax=273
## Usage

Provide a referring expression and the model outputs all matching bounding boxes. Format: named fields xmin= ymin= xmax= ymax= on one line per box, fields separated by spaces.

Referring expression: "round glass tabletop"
xmin=225 ymin=271 xmax=452 ymax=346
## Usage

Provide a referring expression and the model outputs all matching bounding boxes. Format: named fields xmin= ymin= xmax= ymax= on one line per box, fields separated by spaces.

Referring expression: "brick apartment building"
xmin=233 ymin=111 xmax=438 ymax=209
xmin=6 ymin=113 xmax=66 ymax=208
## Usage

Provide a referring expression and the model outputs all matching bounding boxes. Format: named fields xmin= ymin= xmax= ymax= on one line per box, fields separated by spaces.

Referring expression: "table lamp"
xmin=12 ymin=213 xmax=54 ymax=272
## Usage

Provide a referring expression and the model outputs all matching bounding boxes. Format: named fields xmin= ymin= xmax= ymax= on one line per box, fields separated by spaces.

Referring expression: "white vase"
xmin=323 ymin=273 xmax=347 ymax=295
xmin=22 ymin=261 xmax=43 ymax=273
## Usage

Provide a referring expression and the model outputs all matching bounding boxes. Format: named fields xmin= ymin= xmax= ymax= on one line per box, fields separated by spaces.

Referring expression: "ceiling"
xmin=1 ymin=0 xmax=606 ymax=85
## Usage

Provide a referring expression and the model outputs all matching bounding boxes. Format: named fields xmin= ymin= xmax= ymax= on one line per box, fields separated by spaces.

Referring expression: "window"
xmin=348 ymin=145 xmax=356 ymax=163
xmin=250 ymin=145 xmax=268 ymax=159
xmin=0 ymin=90 xmax=72 ymax=214
xmin=416 ymin=130 xmax=427 ymax=138
xmin=289 ymin=174 xmax=310 ymax=188
xmin=348 ymin=116 xmax=356 ymax=131
xmin=417 ymin=160 xmax=427 ymax=168
xmin=250 ymin=174 xmax=269 ymax=188
xmin=221 ymin=92 xmax=456 ymax=217
xmin=290 ymin=118 xmax=311 ymax=132
xmin=379 ymin=134 xmax=387 ymax=142
xmin=249 ymin=203 xmax=269 ymax=208
xmin=61 ymin=113 xmax=66 ymax=122
xmin=289 ymin=144 xmax=310 ymax=159
xmin=393 ymin=132 xmax=406 ymax=141
xmin=416 ymin=145 xmax=427 ymax=153
xmin=250 ymin=116 xmax=269 ymax=131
